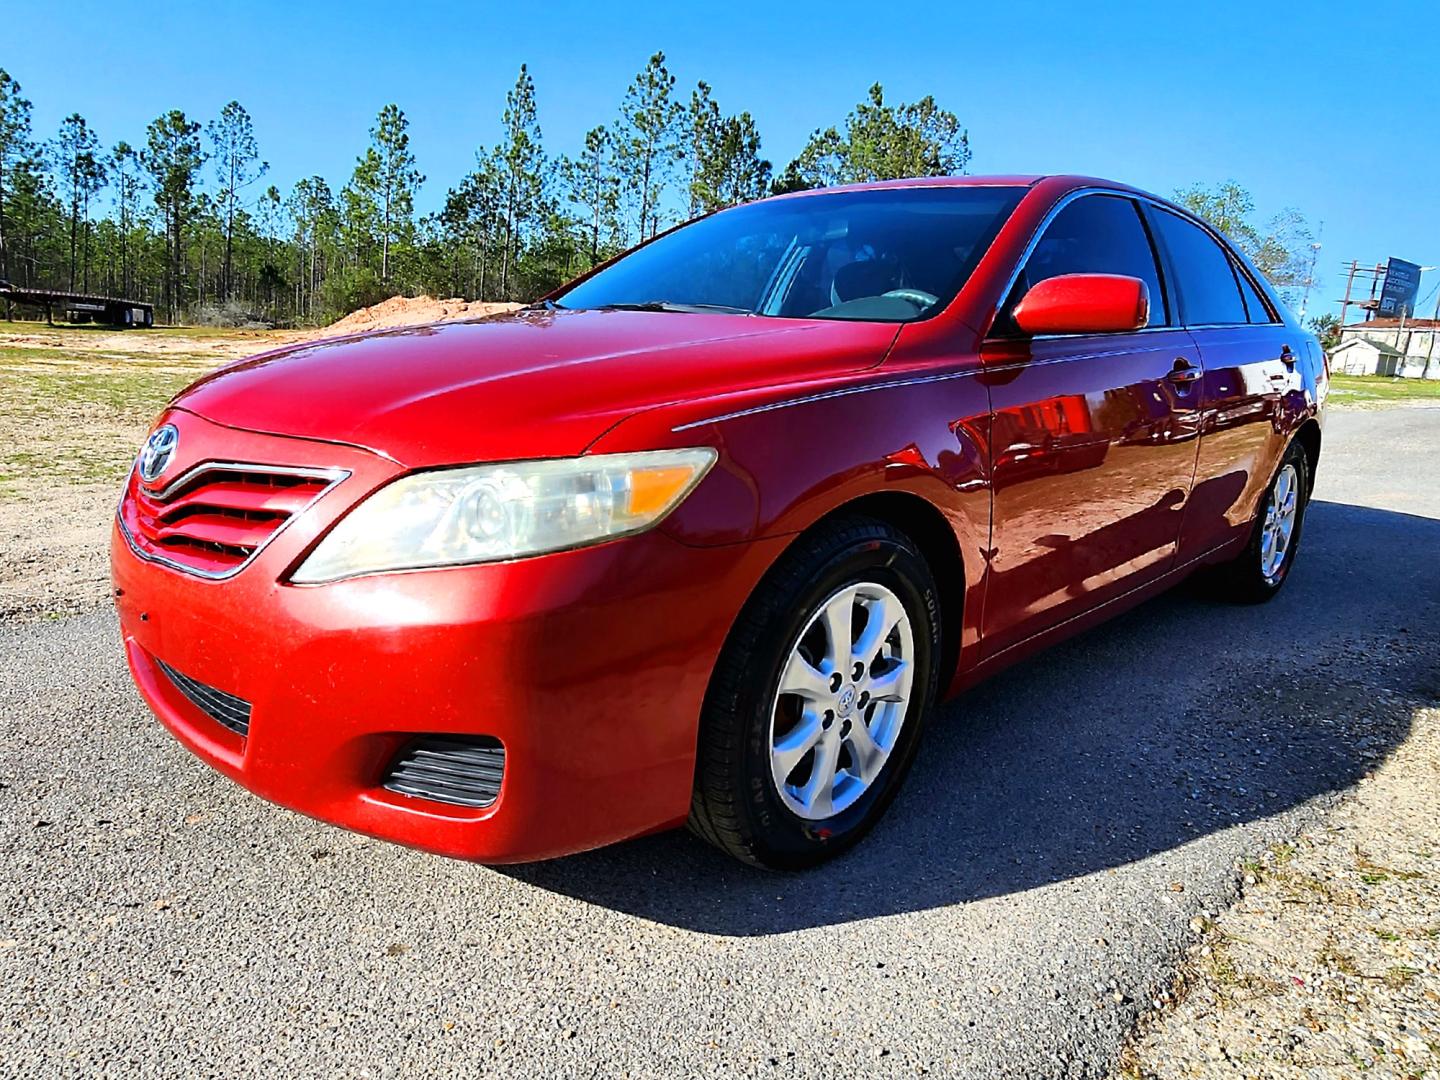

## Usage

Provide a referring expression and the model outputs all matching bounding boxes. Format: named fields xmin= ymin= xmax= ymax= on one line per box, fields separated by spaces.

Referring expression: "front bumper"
xmin=111 ymin=415 xmax=787 ymax=863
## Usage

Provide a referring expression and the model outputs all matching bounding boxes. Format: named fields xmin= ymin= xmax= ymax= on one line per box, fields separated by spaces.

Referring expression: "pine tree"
xmin=561 ymin=126 xmax=620 ymax=267
xmin=286 ymin=176 xmax=333 ymax=320
xmin=141 ymin=110 xmax=206 ymax=320
xmin=495 ymin=65 xmax=543 ymax=297
xmin=370 ymin=104 xmax=422 ymax=282
xmin=443 ymin=159 xmax=501 ymax=298
xmin=0 ymin=68 xmax=36 ymax=294
xmin=778 ymin=84 xmax=969 ymax=191
xmin=688 ymin=83 xmax=770 ymax=215
xmin=616 ymin=52 xmax=683 ymax=241
xmin=55 ymin=114 xmax=106 ymax=291
xmin=207 ymin=101 xmax=267 ymax=301
xmin=109 ymin=141 xmax=142 ymax=297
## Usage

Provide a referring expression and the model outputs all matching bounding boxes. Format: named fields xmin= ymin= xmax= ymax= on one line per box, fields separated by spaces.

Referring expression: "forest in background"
xmin=0 ymin=54 xmax=1316 ymax=328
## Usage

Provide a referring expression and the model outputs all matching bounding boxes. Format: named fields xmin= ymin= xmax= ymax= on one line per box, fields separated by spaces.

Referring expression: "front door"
xmin=981 ymin=193 xmax=1203 ymax=655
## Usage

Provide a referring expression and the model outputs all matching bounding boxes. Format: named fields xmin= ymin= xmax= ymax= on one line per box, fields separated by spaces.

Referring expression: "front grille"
xmin=382 ymin=737 xmax=505 ymax=808
xmin=119 ymin=463 xmax=341 ymax=578
xmin=154 ymin=657 xmax=252 ymax=736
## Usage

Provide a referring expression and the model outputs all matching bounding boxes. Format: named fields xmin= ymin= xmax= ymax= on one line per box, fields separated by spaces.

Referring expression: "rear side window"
xmin=1151 ymin=210 xmax=1248 ymax=326
xmin=1002 ymin=194 xmax=1168 ymax=331
xmin=1234 ymin=264 xmax=1276 ymax=324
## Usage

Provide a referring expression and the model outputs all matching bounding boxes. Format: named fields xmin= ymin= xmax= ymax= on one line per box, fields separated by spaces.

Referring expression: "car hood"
xmin=173 ymin=308 xmax=898 ymax=466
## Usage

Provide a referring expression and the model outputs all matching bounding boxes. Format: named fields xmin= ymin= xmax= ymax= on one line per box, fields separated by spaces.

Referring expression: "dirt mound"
xmin=322 ymin=295 xmax=520 ymax=336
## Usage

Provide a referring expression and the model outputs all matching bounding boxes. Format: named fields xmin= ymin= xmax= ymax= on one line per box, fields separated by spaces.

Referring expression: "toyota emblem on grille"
xmin=138 ymin=424 xmax=179 ymax=483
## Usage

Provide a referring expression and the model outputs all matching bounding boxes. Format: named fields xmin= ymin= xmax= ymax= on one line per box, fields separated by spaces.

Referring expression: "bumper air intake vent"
xmin=382 ymin=737 xmax=505 ymax=808
xmin=155 ymin=657 xmax=252 ymax=736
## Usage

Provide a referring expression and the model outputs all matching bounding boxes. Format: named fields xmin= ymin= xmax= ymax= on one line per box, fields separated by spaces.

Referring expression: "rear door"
xmin=982 ymin=193 xmax=1204 ymax=655
xmin=1145 ymin=208 xmax=1295 ymax=561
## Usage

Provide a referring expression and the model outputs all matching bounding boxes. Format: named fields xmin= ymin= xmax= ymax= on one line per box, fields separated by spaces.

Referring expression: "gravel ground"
xmin=1122 ymin=701 xmax=1440 ymax=1078
xmin=0 ymin=483 xmax=124 ymax=622
xmin=0 ymin=408 xmax=1436 ymax=1078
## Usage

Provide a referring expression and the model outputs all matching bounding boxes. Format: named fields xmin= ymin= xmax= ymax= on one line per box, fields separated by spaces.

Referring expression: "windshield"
xmin=555 ymin=185 xmax=1025 ymax=323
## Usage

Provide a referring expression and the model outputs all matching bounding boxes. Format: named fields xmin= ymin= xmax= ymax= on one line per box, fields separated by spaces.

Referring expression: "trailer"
xmin=0 ymin=281 xmax=154 ymax=328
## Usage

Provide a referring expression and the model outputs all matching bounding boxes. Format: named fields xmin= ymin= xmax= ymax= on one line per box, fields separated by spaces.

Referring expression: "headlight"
xmin=290 ymin=448 xmax=717 ymax=583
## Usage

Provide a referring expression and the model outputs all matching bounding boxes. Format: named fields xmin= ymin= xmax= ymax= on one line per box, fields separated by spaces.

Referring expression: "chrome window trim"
xmin=117 ymin=461 xmax=350 ymax=581
xmin=1027 ymin=321 xmax=1264 ymax=342
xmin=986 ymin=187 xmax=1289 ymax=338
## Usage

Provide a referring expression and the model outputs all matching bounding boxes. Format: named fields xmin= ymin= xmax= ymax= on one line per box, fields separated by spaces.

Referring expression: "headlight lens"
xmin=290 ymin=448 xmax=717 ymax=583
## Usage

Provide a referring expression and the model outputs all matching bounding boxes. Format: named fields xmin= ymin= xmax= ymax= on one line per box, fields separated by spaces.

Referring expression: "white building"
xmin=1333 ymin=318 xmax=1440 ymax=379
xmin=1329 ymin=336 xmax=1404 ymax=376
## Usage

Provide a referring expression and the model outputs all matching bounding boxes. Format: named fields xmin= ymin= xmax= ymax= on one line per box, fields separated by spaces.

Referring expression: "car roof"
xmin=767 ymin=174 xmax=1153 ymax=202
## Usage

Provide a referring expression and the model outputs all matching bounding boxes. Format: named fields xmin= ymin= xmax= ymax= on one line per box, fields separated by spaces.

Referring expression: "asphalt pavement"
xmin=2 ymin=406 xmax=1437 ymax=1078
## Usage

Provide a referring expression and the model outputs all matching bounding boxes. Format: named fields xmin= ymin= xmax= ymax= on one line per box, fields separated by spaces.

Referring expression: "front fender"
xmin=588 ymin=373 xmax=994 ymax=680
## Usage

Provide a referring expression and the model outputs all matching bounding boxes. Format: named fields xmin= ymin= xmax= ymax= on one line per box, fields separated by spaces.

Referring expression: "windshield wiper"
xmin=593 ymin=300 xmax=752 ymax=315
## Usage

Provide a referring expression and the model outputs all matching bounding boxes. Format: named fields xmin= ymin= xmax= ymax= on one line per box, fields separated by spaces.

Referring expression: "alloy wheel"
xmin=768 ymin=582 xmax=915 ymax=820
xmin=1260 ymin=463 xmax=1299 ymax=584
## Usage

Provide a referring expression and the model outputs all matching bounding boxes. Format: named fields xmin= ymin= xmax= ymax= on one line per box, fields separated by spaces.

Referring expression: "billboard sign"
xmin=1378 ymin=258 xmax=1422 ymax=318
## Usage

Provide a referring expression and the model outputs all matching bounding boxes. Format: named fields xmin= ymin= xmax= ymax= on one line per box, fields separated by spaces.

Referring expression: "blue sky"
xmin=10 ymin=0 xmax=1440 ymax=321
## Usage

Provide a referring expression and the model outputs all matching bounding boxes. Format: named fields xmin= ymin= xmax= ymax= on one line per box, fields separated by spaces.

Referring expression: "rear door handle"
xmin=1280 ymin=344 xmax=1297 ymax=367
xmin=1167 ymin=359 xmax=1201 ymax=385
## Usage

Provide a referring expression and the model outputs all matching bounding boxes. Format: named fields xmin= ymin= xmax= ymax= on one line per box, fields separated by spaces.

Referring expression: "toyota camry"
xmin=112 ymin=175 xmax=1325 ymax=869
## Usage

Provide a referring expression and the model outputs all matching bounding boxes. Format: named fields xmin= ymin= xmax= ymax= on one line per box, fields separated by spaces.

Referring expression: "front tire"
xmin=1217 ymin=439 xmax=1311 ymax=603
xmin=688 ymin=516 xmax=941 ymax=869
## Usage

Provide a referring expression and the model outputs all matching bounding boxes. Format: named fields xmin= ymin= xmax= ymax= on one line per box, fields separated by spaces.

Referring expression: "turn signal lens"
xmin=626 ymin=465 xmax=701 ymax=518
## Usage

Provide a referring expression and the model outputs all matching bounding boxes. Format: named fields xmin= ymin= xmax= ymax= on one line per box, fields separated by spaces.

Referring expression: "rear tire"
xmin=1216 ymin=439 xmax=1310 ymax=604
xmin=688 ymin=516 xmax=941 ymax=869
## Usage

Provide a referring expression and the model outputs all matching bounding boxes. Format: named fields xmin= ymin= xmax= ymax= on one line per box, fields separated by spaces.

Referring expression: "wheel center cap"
xmin=836 ymin=686 xmax=857 ymax=717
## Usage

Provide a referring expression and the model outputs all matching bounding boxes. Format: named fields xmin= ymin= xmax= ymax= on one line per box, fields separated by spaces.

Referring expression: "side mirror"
xmin=1011 ymin=273 xmax=1150 ymax=335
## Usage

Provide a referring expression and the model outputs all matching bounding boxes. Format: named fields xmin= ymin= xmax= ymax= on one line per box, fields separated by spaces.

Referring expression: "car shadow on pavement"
xmin=501 ymin=500 xmax=1440 ymax=935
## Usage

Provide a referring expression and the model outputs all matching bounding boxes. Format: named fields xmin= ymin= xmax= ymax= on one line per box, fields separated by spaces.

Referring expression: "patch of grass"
xmin=0 ymin=344 xmax=215 ymax=490
xmin=1276 ymin=871 xmax=1355 ymax=906
xmin=0 ymin=318 xmax=283 ymax=339
xmin=1208 ymin=945 xmax=1239 ymax=986
xmin=1318 ymin=941 xmax=1360 ymax=977
xmin=1383 ymin=965 xmax=1419 ymax=989
xmin=1355 ymin=849 xmax=1425 ymax=884
xmin=1205 ymin=937 xmax=1283 ymax=1002
xmin=1329 ymin=373 xmax=1440 ymax=405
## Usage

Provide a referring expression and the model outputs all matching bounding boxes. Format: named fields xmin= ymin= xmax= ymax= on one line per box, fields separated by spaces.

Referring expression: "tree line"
xmin=0 ymin=57 xmax=970 ymax=326
xmin=0 ymin=56 xmax=1314 ymax=327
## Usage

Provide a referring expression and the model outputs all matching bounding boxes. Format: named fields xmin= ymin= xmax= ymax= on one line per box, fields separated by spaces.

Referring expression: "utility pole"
xmin=1338 ymin=260 xmax=1359 ymax=330
xmin=1298 ymin=239 xmax=1322 ymax=323
xmin=1427 ymin=279 xmax=1440 ymax=379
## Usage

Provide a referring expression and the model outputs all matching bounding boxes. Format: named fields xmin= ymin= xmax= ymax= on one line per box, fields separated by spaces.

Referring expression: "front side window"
xmin=1150 ymin=209 xmax=1248 ymax=326
xmin=996 ymin=194 xmax=1169 ymax=335
xmin=556 ymin=186 xmax=1025 ymax=323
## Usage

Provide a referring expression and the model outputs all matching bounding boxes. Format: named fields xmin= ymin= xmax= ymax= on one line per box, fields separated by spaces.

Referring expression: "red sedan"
xmin=112 ymin=175 xmax=1325 ymax=869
